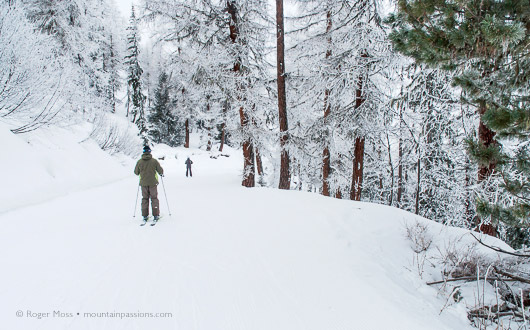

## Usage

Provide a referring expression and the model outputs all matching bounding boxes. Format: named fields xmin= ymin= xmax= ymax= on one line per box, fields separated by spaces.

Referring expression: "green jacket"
xmin=134 ymin=153 xmax=164 ymax=186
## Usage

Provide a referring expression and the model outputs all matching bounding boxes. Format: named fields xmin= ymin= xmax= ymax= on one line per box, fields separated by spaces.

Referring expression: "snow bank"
xmin=0 ymin=122 xmax=132 ymax=213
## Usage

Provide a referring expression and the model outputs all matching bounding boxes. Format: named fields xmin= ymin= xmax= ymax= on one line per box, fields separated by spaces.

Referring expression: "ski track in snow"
xmin=0 ymin=147 xmax=475 ymax=330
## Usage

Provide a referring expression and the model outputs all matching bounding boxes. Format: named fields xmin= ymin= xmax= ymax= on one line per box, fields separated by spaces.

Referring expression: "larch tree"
xmin=276 ymin=0 xmax=291 ymax=189
xmin=10 ymin=0 xmax=125 ymax=131
xmin=143 ymin=0 xmax=272 ymax=188
xmin=392 ymin=65 xmax=475 ymax=227
xmin=287 ymin=0 xmax=392 ymax=199
xmin=0 ymin=4 xmax=61 ymax=133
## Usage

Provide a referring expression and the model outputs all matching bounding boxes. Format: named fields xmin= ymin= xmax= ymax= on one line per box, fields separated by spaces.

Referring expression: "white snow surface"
xmin=0 ymin=122 xmax=129 ymax=213
xmin=0 ymin=126 xmax=510 ymax=330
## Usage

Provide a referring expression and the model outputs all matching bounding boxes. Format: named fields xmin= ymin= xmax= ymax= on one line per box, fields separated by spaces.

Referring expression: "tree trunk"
xmin=276 ymin=0 xmax=290 ymax=190
xmin=242 ymin=140 xmax=255 ymax=187
xmin=397 ymin=99 xmax=404 ymax=206
xmin=219 ymin=101 xmax=227 ymax=152
xmin=322 ymin=10 xmax=333 ymax=197
xmin=206 ymin=102 xmax=212 ymax=151
xmin=397 ymin=132 xmax=403 ymax=205
xmin=335 ymin=189 xmax=342 ymax=199
xmin=228 ymin=1 xmax=254 ymax=187
xmin=227 ymin=2 xmax=253 ymax=186
xmin=111 ymin=85 xmax=116 ymax=113
xmin=239 ymin=106 xmax=255 ymax=187
xmin=322 ymin=146 xmax=331 ymax=196
xmin=350 ymin=137 xmax=365 ymax=201
xmin=184 ymin=118 xmax=190 ymax=148
xmin=386 ymin=133 xmax=394 ymax=206
xmin=464 ymin=162 xmax=473 ymax=224
xmin=476 ymin=102 xmax=497 ymax=236
xmin=256 ymin=147 xmax=264 ymax=176
xmin=415 ymin=158 xmax=420 ymax=215
xmin=219 ymin=123 xmax=225 ymax=152
xmin=349 ymin=54 xmax=367 ymax=201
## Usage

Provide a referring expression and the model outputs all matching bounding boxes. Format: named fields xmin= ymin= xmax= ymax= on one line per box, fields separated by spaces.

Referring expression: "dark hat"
xmin=143 ymin=145 xmax=151 ymax=153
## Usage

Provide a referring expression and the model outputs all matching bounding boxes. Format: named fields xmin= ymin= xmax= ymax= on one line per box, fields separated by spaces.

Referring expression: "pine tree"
xmin=105 ymin=34 xmax=122 ymax=113
xmin=388 ymin=0 xmax=530 ymax=231
xmin=125 ymin=5 xmax=146 ymax=141
xmin=125 ymin=7 xmax=144 ymax=121
xmin=148 ymin=71 xmax=182 ymax=146
xmin=148 ymin=72 xmax=169 ymax=144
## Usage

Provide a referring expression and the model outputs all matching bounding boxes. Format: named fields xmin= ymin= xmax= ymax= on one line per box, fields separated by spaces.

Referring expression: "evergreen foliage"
xmin=148 ymin=72 xmax=183 ymax=146
xmin=125 ymin=6 xmax=147 ymax=142
xmin=387 ymin=0 xmax=530 ymax=228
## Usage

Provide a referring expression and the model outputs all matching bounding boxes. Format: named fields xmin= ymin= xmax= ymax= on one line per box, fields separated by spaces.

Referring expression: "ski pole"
xmin=133 ymin=185 xmax=140 ymax=218
xmin=160 ymin=175 xmax=172 ymax=216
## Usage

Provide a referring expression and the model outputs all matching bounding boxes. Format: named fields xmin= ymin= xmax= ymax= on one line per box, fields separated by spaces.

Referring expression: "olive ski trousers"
xmin=141 ymin=185 xmax=160 ymax=217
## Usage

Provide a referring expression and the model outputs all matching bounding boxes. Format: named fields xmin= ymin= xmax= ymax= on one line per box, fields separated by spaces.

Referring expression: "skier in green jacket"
xmin=134 ymin=145 xmax=164 ymax=222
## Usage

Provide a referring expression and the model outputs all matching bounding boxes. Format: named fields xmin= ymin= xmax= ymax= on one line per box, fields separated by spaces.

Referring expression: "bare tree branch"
xmin=470 ymin=233 xmax=530 ymax=258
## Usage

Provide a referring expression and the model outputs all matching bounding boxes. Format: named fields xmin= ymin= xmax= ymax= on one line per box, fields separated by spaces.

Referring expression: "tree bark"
xmin=322 ymin=146 xmax=331 ymax=196
xmin=219 ymin=101 xmax=227 ymax=152
xmin=184 ymin=118 xmax=190 ymax=148
xmin=397 ymin=108 xmax=403 ymax=205
xmin=322 ymin=10 xmax=332 ymax=197
xmin=415 ymin=158 xmax=420 ymax=215
xmin=350 ymin=137 xmax=365 ymax=201
xmin=335 ymin=189 xmax=342 ymax=199
xmin=276 ymin=0 xmax=290 ymax=190
xmin=350 ymin=54 xmax=367 ymax=201
xmin=240 ymin=106 xmax=255 ymax=187
xmin=219 ymin=122 xmax=225 ymax=152
xmin=464 ymin=162 xmax=473 ymax=224
xmin=206 ymin=102 xmax=212 ymax=151
xmin=476 ymin=102 xmax=497 ymax=236
xmin=386 ymin=133 xmax=394 ymax=206
xmin=252 ymin=117 xmax=264 ymax=177
xmin=228 ymin=1 xmax=255 ymax=187
xmin=256 ymin=147 xmax=264 ymax=176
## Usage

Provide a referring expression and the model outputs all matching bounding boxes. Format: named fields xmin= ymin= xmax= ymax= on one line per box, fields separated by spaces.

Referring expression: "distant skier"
xmin=134 ymin=145 xmax=164 ymax=222
xmin=185 ymin=157 xmax=193 ymax=177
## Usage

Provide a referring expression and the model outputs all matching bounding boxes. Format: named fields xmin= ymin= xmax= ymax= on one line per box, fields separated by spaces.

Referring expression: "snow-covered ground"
xmin=0 ymin=127 xmax=509 ymax=330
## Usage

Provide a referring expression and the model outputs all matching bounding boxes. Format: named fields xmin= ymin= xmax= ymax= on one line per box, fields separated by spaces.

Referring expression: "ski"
xmin=150 ymin=216 xmax=162 ymax=226
xmin=140 ymin=217 xmax=150 ymax=226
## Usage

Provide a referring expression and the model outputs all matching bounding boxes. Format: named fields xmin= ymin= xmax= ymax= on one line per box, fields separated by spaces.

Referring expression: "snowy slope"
xmin=0 ymin=130 xmax=507 ymax=330
xmin=0 ymin=123 xmax=130 ymax=213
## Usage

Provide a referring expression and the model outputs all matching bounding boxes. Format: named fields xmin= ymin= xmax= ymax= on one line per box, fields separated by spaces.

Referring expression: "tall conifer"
xmin=388 ymin=0 xmax=530 ymax=231
xmin=125 ymin=5 xmax=146 ymax=141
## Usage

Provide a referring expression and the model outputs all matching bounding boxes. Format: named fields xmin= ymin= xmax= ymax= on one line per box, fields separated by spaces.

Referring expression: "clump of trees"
xmin=388 ymin=0 xmax=530 ymax=243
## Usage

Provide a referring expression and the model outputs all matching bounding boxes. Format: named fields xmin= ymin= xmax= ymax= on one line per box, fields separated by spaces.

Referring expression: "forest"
xmin=1 ymin=0 xmax=529 ymax=249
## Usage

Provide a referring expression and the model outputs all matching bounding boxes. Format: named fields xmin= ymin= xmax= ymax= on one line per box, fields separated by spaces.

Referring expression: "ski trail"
xmin=0 ymin=147 xmax=474 ymax=330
